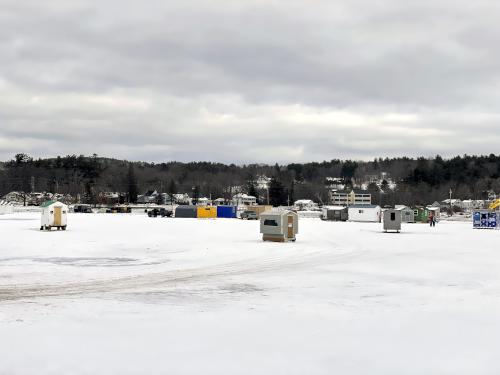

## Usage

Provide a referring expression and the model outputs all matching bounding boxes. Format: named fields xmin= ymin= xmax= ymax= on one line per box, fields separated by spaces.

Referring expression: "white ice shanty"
xmin=348 ymin=204 xmax=381 ymax=222
xmin=0 ymin=200 xmax=14 ymax=215
xmin=40 ymin=200 xmax=68 ymax=231
xmin=260 ymin=210 xmax=298 ymax=242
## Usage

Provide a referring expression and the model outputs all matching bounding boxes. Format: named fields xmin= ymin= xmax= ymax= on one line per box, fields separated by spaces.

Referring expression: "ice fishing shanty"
xmin=321 ymin=206 xmax=348 ymax=221
xmin=260 ymin=210 xmax=298 ymax=242
xmin=396 ymin=206 xmax=415 ymax=223
xmin=175 ymin=205 xmax=198 ymax=218
xmin=383 ymin=208 xmax=402 ymax=232
xmin=40 ymin=200 xmax=68 ymax=231
xmin=348 ymin=204 xmax=381 ymax=222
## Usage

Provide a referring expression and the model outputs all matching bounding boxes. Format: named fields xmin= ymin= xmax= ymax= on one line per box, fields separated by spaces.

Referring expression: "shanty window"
xmin=264 ymin=219 xmax=278 ymax=226
xmin=391 ymin=212 xmax=396 ymax=221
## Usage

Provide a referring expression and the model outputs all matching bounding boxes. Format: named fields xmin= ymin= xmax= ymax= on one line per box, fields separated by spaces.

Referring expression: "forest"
xmin=1 ymin=153 xmax=500 ymax=207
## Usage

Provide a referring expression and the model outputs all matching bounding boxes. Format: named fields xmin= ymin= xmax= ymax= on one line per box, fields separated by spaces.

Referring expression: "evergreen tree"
xmin=192 ymin=185 xmax=200 ymax=204
xmin=381 ymin=179 xmax=389 ymax=192
xmin=289 ymin=180 xmax=295 ymax=205
xmin=248 ymin=177 xmax=257 ymax=199
xmin=269 ymin=177 xmax=286 ymax=207
xmin=127 ymin=164 xmax=138 ymax=203
xmin=167 ymin=179 xmax=177 ymax=203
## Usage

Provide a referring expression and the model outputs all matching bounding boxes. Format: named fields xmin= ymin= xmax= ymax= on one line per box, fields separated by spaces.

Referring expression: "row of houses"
xmin=3 ymin=186 xmax=494 ymax=215
xmin=136 ymin=191 xmax=259 ymax=206
xmin=1 ymin=191 xmax=74 ymax=206
xmin=439 ymin=199 xmax=486 ymax=212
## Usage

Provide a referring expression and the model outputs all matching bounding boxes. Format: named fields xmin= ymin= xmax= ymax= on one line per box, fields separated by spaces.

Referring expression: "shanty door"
xmin=287 ymin=215 xmax=294 ymax=238
xmin=54 ymin=207 xmax=62 ymax=226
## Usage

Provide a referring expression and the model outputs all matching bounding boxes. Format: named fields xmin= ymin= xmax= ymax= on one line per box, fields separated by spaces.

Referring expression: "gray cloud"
xmin=1 ymin=0 xmax=499 ymax=163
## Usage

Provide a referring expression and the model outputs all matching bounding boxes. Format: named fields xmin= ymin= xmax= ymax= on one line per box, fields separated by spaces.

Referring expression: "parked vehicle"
xmin=240 ymin=210 xmax=258 ymax=220
xmin=147 ymin=208 xmax=173 ymax=217
xmin=106 ymin=206 xmax=131 ymax=213
xmin=73 ymin=204 xmax=93 ymax=213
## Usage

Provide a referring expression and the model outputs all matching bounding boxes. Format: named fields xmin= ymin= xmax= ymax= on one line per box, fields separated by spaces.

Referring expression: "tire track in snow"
xmin=0 ymin=247 xmax=367 ymax=301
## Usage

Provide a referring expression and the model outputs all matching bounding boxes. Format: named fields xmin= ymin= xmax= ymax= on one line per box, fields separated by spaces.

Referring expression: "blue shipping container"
xmin=217 ymin=205 xmax=237 ymax=218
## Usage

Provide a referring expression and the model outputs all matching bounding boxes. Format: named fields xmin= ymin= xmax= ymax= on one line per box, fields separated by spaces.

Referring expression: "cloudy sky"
xmin=1 ymin=0 xmax=500 ymax=163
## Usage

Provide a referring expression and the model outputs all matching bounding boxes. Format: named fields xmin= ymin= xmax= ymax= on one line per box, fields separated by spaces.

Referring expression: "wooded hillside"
xmin=1 ymin=153 xmax=499 ymax=206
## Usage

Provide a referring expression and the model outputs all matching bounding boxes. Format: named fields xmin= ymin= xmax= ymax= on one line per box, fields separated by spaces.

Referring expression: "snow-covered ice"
xmin=1 ymin=212 xmax=500 ymax=374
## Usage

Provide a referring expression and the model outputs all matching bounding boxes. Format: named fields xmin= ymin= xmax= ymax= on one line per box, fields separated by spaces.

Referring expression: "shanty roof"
xmin=40 ymin=200 xmax=56 ymax=207
xmin=323 ymin=205 xmax=348 ymax=210
xmin=348 ymin=204 xmax=380 ymax=209
xmin=260 ymin=209 xmax=297 ymax=217
xmin=41 ymin=200 xmax=67 ymax=208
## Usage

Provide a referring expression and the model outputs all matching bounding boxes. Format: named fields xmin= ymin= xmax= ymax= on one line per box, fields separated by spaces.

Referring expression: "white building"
xmin=441 ymin=199 xmax=463 ymax=209
xmin=256 ymin=176 xmax=271 ymax=190
xmin=293 ymin=199 xmax=319 ymax=211
xmin=173 ymin=193 xmax=192 ymax=205
xmin=325 ymin=177 xmax=346 ymax=191
xmin=348 ymin=204 xmax=381 ymax=222
xmin=196 ymin=197 xmax=211 ymax=206
xmin=2 ymin=191 xmax=25 ymax=203
xmin=137 ymin=190 xmax=159 ymax=204
xmin=213 ymin=198 xmax=227 ymax=206
xmin=331 ymin=189 xmax=372 ymax=206
xmin=232 ymin=193 xmax=257 ymax=206
xmin=462 ymin=200 xmax=484 ymax=212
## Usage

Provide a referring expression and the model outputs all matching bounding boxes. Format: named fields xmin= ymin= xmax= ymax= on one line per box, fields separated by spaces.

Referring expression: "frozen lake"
xmin=1 ymin=212 xmax=499 ymax=374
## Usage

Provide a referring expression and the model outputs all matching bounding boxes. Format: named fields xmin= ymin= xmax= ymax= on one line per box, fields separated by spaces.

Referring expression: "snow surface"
xmin=1 ymin=213 xmax=500 ymax=374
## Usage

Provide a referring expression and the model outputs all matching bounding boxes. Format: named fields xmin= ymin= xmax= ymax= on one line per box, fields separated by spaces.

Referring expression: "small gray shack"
xmin=260 ymin=210 xmax=298 ymax=242
xmin=321 ymin=206 xmax=348 ymax=221
xmin=396 ymin=205 xmax=415 ymax=223
xmin=175 ymin=205 xmax=198 ymax=218
xmin=383 ymin=208 xmax=402 ymax=232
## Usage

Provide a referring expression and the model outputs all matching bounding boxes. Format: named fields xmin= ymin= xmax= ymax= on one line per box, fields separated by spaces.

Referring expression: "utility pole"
xmin=449 ymin=188 xmax=453 ymax=216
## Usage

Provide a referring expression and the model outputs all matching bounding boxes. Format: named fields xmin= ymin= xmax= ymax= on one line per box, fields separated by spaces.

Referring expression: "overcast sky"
xmin=1 ymin=0 xmax=500 ymax=164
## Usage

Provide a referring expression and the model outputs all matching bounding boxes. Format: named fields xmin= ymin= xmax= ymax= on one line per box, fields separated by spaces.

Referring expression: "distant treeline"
xmin=1 ymin=153 xmax=500 ymax=206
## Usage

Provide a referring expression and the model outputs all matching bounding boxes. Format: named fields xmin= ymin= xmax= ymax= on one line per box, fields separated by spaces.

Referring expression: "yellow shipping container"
xmin=197 ymin=206 xmax=217 ymax=218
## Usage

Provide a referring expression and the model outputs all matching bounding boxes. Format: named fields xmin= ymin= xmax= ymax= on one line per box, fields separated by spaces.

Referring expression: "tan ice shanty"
xmin=260 ymin=210 xmax=298 ymax=242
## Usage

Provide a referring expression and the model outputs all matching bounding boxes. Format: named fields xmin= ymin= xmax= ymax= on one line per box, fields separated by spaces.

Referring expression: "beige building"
xmin=330 ymin=189 xmax=372 ymax=206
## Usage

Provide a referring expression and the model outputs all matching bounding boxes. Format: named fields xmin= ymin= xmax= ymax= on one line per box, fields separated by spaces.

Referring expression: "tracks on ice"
xmin=0 ymin=248 xmax=366 ymax=301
